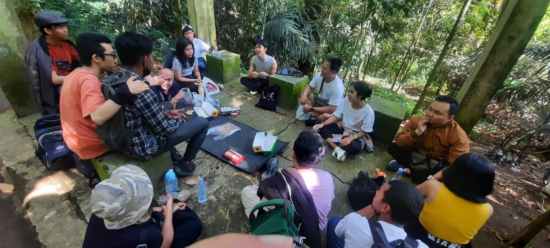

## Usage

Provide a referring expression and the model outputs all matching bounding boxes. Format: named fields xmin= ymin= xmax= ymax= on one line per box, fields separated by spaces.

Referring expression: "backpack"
xmin=97 ymin=75 xmax=135 ymax=150
xmin=255 ymin=85 xmax=279 ymax=112
xmin=369 ymin=220 xmax=418 ymax=248
xmin=34 ymin=114 xmax=76 ymax=171
xmin=348 ymin=171 xmax=386 ymax=211
xmin=249 ymin=199 xmax=298 ymax=238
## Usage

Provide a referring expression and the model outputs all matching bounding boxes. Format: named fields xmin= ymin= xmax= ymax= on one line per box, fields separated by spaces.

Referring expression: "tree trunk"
xmin=454 ymin=0 xmax=550 ymax=133
xmin=435 ymin=79 xmax=444 ymax=96
xmin=390 ymin=0 xmax=435 ymax=91
xmin=362 ymin=30 xmax=379 ymax=80
xmin=397 ymin=57 xmax=417 ymax=89
xmin=507 ymin=208 xmax=550 ymax=247
xmin=412 ymin=0 xmax=472 ymax=115
xmin=300 ymin=0 xmax=325 ymax=76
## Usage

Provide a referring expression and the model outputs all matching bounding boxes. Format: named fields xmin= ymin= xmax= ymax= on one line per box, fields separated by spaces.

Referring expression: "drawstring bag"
xmin=295 ymin=105 xmax=311 ymax=121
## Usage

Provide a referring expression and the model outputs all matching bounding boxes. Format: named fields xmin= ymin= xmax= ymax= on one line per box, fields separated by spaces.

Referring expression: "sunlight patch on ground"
xmin=487 ymin=195 xmax=503 ymax=206
xmin=23 ymin=171 xmax=75 ymax=206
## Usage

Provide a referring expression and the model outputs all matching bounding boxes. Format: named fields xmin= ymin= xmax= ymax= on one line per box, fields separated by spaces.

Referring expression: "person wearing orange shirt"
xmin=26 ymin=12 xmax=80 ymax=115
xmin=60 ymin=33 xmax=149 ymax=169
xmin=386 ymin=95 xmax=469 ymax=184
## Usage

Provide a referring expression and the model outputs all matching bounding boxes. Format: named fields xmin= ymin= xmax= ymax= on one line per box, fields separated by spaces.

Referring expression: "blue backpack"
xmin=34 ymin=114 xmax=76 ymax=171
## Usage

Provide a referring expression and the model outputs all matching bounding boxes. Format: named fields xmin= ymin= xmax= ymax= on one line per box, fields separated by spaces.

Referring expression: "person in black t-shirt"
xmin=82 ymin=165 xmax=202 ymax=248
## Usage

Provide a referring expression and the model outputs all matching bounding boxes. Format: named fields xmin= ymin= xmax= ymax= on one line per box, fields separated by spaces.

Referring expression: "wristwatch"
xmin=427 ymin=175 xmax=435 ymax=180
xmin=414 ymin=129 xmax=423 ymax=136
xmin=353 ymin=134 xmax=358 ymax=139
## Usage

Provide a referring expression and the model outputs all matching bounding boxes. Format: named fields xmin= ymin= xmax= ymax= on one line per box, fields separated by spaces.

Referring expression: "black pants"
xmin=159 ymin=100 xmax=190 ymax=111
xmin=319 ymin=123 xmax=363 ymax=155
xmin=178 ymin=81 xmax=199 ymax=93
xmin=153 ymin=117 xmax=209 ymax=162
xmin=387 ymin=142 xmax=413 ymax=169
xmin=387 ymin=143 xmax=447 ymax=184
xmin=241 ymin=77 xmax=269 ymax=92
xmin=170 ymin=207 xmax=203 ymax=248
xmin=404 ymin=220 xmax=472 ymax=248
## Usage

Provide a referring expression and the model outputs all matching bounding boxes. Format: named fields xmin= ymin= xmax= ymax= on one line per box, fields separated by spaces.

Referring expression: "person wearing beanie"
xmin=25 ymin=11 xmax=80 ymax=115
xmin=82 ymin=165 xmax=203 ymax=248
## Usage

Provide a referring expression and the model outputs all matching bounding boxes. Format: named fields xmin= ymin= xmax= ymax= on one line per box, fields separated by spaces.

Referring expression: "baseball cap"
xmin=90 ymin=164 xmax=153 ymax=230
xmin=182 ymin=24 xmax=194 ymax=34
xmin=34 ymin=11 xmax=69 ymax=28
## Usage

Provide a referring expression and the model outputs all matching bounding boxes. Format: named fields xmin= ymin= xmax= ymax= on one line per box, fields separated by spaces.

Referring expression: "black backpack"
xmin=348 ymin=171 xmax=386 ymax=211
xmin=34 ymin=114 xmax=76 ymax=170
xmin=97 ymin=75 xmax=135 ymax=150
xmin=369 ymin=221 xmax=418 ymax=248
xmin=255 ymin=85 xmax=279 ymax=112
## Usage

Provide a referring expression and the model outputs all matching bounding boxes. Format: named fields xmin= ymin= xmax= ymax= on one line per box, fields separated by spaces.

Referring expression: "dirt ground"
xmin=464 ymin=140 xmax=550 ymax=247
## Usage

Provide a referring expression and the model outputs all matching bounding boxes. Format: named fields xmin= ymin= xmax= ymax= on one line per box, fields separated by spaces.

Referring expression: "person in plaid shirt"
xmin=105 ymin=32 xmax=209 ymax=176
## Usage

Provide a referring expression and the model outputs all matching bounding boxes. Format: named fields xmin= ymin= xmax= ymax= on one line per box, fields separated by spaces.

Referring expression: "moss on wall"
xmin=0 ymin=0 xmax=37 ymax=116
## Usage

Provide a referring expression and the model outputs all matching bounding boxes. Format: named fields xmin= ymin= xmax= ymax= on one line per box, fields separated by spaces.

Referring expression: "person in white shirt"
xmin=313 ymin=81 xmax=375 ymax=162
xmin=298 ymin=56 xmax=345 ymax=121
xmin=327 ymin=180 xmax=428 ymax=248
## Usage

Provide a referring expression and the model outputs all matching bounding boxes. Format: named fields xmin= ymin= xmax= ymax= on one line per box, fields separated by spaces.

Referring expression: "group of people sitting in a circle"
xmin=25 ymin=11 xmax=495 ymax=248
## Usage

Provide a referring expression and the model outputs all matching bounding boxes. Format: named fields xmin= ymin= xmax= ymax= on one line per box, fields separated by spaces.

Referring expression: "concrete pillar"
xmin=187 ymin=0 xmax=217 ymax=46
xmin=0 ymin=0 xmax=38 ymax=116
xmin=455 ymin=0 xmax=550 ymax=134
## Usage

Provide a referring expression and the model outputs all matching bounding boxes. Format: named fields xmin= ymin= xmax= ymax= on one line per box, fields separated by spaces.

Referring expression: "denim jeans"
xmin=327 ymin=217 xmax=345 ymax=248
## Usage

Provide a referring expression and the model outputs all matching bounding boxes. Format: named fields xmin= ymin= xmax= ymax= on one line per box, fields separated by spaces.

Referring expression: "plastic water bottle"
xmin=165 ymin=169 xmax=179 ymax=194
xmin=392 ymin=168 xmax=404 ymax=181
xmin=197 ymin=177 xmax=207 ymax=204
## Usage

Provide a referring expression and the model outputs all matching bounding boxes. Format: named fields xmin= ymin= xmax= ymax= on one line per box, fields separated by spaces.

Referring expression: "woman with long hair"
xmin=173 ymin=37 xmax=202 ymax=93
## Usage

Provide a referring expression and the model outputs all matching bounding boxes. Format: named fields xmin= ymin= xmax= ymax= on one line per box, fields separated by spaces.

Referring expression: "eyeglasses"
xmin=104 ymin=53 xmax=117 ymax=59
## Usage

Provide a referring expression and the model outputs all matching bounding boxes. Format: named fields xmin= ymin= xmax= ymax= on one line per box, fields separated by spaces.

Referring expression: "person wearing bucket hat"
xmin=163 ymin=24 xmax=218 ymax=77
xmin=25 ymin=11 xmax=80 ymax=116
xmin=82 ymin=165 xmax=203 ymax=248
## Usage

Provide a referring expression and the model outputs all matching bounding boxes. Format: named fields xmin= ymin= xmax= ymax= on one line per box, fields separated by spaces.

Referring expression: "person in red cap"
xmin=25 ymin=11 xmax=80 ymax=115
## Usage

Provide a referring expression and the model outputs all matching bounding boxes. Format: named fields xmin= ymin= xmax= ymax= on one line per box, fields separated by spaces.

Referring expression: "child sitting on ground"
xmin=82 ymin=165 xmax=202 ymax=248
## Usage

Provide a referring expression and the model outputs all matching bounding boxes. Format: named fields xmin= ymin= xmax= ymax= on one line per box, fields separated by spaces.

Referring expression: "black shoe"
xmin=170 ymin=147 xmax=183 ymax=167
xmin=305 ymin=117 xmax=317 ymax=126
xmin=174 ymin=162 xmax=196 ymax=177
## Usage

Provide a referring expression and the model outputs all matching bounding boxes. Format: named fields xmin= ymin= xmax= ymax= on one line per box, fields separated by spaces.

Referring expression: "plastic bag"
xmin=193 ymin=92 xmax=204 ymax=107
xmin=180 ymin=88 xmax=194 ymax=105
xmin=207 ymin=122 xmax=241 ymax=140
xmin=295 ymin=105 xmax=311 ymax=121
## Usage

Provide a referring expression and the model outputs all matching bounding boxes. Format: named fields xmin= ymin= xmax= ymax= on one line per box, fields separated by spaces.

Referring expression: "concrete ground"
xmin=0 ymin=78 xmax=402 ymax=247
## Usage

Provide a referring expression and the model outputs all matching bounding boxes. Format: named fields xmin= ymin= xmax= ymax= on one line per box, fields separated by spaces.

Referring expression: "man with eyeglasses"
xmin=298 ymin=55 xmax=345 ymax=122
xmin=60 ymin=33 xmax=149 ymax=161
xmin=26 ymin=12 xmax=81 ymax=115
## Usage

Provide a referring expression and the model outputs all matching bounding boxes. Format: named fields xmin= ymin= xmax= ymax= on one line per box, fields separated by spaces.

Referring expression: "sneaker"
xmin=262 ymin=158 xmax=279 ymax=180
xmin=250 ymin=91 xmax=258 ymax=95
xmin=386 ymin=160 xmax=402 ymax=172
xmin=334 ymin=147 xmax=347 ymax=162
xmin=174 ymin=161 xmax=196 ymax=177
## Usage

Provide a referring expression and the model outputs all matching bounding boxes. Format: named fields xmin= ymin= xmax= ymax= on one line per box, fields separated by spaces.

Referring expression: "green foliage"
xmin=18 ymin=0 xmax=189 ymax=63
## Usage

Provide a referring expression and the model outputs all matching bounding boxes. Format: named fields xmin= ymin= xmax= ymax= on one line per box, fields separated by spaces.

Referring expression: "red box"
xmin=223 ymin=149 xmax=245 ymax=164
